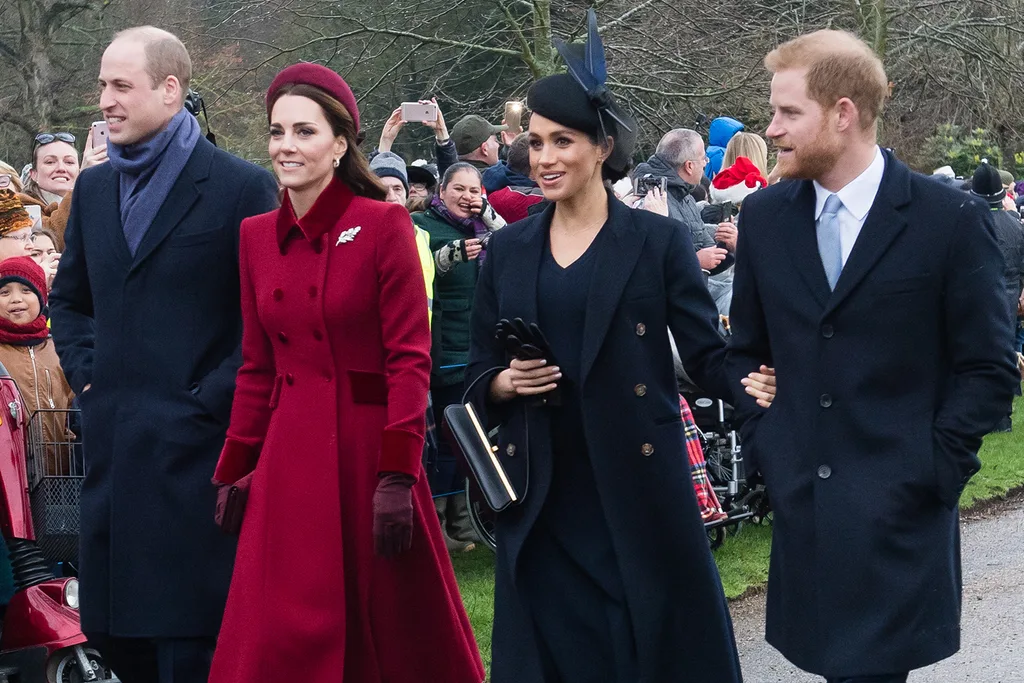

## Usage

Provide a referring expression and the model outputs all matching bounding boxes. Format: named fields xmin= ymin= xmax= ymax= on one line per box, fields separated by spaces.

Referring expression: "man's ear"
xmin=835 ymin=97 xmax=859 ymax=133
xmin=164 ymin=76 xmax=182 ymax=107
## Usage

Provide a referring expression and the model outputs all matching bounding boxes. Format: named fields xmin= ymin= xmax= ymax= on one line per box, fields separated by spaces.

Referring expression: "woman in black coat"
xmin=464 ymin=12 xmax=764 ymax=682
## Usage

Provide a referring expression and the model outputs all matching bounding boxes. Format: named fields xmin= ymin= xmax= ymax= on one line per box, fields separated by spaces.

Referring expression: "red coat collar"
xmin=275 ymin=177 xmax=355 ymax=249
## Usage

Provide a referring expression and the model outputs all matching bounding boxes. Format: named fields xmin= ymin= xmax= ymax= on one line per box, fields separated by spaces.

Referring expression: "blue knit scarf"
xmin=107 ymin=109 xmax=201 ymax=255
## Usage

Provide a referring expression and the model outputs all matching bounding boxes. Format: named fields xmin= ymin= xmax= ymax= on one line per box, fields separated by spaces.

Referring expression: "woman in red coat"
xmin=208 ymin=64 xmax=484 ymax=683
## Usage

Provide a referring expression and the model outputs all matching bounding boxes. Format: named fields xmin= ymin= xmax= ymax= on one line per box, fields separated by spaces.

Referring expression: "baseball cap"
xmin=452 ymin=115 xmax=507 ymax=156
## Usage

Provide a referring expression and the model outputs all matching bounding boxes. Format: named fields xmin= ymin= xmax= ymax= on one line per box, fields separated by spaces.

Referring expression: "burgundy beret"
xmin=266 ymin=63 xmax=360 ymax=132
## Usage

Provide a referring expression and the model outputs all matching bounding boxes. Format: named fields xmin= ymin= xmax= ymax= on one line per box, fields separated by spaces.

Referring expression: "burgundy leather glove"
xmin=373 ymin=472 xmax=417 ymax=558
xmin=213 ymin=472 xmax=254 ymax=535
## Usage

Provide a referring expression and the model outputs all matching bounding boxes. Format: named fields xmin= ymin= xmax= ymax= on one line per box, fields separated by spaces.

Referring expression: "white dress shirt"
xmin=813 ymin=146 xmax=886 ymax=265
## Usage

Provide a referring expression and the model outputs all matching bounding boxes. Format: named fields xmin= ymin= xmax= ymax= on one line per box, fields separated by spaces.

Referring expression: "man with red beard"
xmin=728 ymin=30 xmax=1018 ymax=683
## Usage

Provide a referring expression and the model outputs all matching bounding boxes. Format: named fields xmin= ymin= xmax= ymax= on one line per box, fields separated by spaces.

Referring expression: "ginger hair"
xmin=765 ymin=30 xmax=888 ymax=130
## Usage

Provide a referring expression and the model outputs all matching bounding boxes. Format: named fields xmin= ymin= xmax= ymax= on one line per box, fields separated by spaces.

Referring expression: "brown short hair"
xmin=114 ymin=27 xmax=192 ymax=100
xmin=765 ymin=30 xmax=888 ymax=130
xmin=268 ymin=84 xmax=386 ymax=202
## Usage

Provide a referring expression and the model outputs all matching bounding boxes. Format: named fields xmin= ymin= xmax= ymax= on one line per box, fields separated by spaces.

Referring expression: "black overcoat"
xmin=728 ymin=150 xmax=1019 ymax=677
xmin=466 ymin=194 xmax=744 ymax=683
xmin=49 ymin=137 xmax=279 ymax=637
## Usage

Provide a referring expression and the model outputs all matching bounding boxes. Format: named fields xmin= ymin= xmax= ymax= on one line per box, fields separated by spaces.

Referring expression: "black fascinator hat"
xmin=527 ymin=10 xmax=637 ymax=177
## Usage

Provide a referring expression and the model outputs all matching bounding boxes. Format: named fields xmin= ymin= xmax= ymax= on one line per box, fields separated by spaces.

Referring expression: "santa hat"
xmin=709 ymin=157 xmax=767 ymax=205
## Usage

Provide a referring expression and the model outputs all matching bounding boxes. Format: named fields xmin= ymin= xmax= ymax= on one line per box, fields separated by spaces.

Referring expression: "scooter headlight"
xmin=64 ymin=578 xmax=80 ymax=610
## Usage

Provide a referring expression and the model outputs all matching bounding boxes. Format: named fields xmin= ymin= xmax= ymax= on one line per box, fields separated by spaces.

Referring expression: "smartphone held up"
xmin=400 ymin=102 xmax=438 ymax=123
xmin=504 ymin=101 xmax=523 ymax=135
xmin=90 ymin=121 xmax=109 ymax=149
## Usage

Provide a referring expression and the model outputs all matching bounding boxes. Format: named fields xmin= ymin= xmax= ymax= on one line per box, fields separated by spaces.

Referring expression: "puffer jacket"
xmin=412 ymin=207 xmax=479 ymax=388
xmin=0 ymin=339 xmax=75 ymax=476
xmin=633 ymin=155 xmax=716 ymax=249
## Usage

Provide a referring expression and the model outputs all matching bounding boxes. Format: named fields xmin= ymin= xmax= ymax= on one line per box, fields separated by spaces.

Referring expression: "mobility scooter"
xmin=0 ymin=361 xmax=116 ymax=682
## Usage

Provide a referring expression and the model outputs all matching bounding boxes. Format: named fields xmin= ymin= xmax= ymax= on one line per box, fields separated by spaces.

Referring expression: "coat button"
xmin=821 ymin=324 xmax=834 ymax=339
xmin=634 ymin=383 xmax=647 ymax=397
xmin=313 ymin=236 xmax=324 ymax=254
xmin=636 ymin=323 xmax=647 ymax=336
xmin=506 ymin=444 xmax=516 ymax=456
xmin=312 ymin=330 xmax=323 ymax=341
xmin=273 ymin=288 xmax=284 ymax=301
xmin=309 ymin=286 xmax=318 ymax=298
xmin=641 ymin=443 xmax=654 ymax=457
xmin=285 ymin=373 xmax=294 ymax=385
xmin=817 ymin=465 xmax=832 ymax=479
xmin=820 ymin=394 xmax=833 ymax=408
xmin=277 ymin=332 xmax=288 ymax=343
xmin=324 ymin=371 xmax=333 ymax=382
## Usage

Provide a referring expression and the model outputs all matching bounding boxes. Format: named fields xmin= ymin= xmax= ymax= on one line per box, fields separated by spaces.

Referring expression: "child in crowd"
xmin=0 ymin=256 xmax=75 ymax=475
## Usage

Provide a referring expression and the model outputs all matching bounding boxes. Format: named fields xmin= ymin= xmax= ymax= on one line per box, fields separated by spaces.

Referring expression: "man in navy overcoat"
xmin=729 ymin=31 xmax=1019 ymax=682
xmin=49 ymin=27 xmax=277 ymax=682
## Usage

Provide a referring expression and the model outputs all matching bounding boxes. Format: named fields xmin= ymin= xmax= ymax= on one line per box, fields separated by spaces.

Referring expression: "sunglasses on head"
xmin=33 ymin=132 xmax=76 ymax=149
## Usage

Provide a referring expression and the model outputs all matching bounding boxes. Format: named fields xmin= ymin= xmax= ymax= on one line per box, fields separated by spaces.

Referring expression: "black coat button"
xmin=506 ymin=444 xmax=516 ymax=456
xmin=817 ymin=465 xmax=832 ymax=479
xmin=820 ymin=394 xmax=833 ymax=408
xmin=822 ymin=324 xmax=834 ymax=339
xmin=636 ymin=323 xmax=647 ymax=336
xmin=641 ymin=443 xmax=654 ymax=457
xmin=634 ymin=384 xmax=647 ymax=397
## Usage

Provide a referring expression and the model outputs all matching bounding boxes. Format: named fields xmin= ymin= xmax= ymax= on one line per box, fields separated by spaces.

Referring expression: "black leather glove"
xmin=372 ymin=472 xmax=416 ymax=558
xmin=495 ymin=318 xmax=562 ymax=406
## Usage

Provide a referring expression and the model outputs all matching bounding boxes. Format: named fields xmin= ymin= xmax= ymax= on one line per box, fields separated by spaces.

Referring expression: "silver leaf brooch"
xmin=336 ymin=226 xmax=362 ymax=245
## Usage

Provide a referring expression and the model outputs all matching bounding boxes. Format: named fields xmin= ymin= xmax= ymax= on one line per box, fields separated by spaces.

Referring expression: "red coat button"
xmin=285 ymin=373 xmax=294 ymax=385
xmin=273 ymin=288 xmax=284 ymax=301
xmin=312 ymin=330 xmax=323 ymax=341
xmin=277 ymin=332 xmax=288 ymax=343
xmin=309 ymin=286 xmax=318 ymax=298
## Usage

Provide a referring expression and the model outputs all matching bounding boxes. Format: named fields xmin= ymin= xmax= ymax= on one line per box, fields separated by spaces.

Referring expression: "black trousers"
xmin=84 ymin=633 xmax=215 ymax=683
xmin=826 ymin=674 xmax=908 ymax=683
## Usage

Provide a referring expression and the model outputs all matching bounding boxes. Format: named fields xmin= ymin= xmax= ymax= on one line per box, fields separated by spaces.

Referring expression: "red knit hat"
xmin=710 ymin=156 xmax=767 ymax=205
xmin=266 ymin=63 xmax=360 ymax=132
xmin=0 ymin=256 xmax=47 ymax=308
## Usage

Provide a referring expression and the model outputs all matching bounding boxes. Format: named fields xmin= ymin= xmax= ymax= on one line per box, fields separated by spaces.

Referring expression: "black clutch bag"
xmin=444 ymin=400 xmax=521 ymax=512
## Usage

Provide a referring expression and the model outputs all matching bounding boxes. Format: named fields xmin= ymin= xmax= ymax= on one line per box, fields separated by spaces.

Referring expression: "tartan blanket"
xmin=679 ymin=395 xmax=727 ymax=523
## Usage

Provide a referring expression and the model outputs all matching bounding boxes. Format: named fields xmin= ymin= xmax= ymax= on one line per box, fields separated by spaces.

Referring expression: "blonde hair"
xmin=723 ymin=133 xmax=769 ymax=177
xmin=113 ymin=26 xmax=192 ymax=102
xmin=765 ymin=30 xmax=888 ymax=130
xmin=0 ymin=161 xmax=23 ymax=193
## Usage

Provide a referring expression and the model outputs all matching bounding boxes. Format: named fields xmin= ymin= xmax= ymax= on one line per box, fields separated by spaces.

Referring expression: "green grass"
xmin=453 ymin=396 xmax=1024 ymax=668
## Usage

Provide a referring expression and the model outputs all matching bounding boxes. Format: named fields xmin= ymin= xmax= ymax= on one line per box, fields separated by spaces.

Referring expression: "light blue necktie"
xmin=817 ymin=194 xmax=844 ymax=290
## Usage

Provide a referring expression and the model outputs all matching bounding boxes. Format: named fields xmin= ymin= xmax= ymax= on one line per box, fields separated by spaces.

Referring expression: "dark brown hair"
xmin=268 ymin=83 xmax=386 ymax=201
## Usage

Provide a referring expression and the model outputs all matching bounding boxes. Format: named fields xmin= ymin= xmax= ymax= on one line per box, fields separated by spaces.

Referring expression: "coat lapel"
xmin=94 ymin=168 xmax=134 ymax=269
xmin=129 ymin=139 xmax=214 ymax=271
xmin=824 ymin=151 xmax=910 ymax=316
xmin=504 ymin=204 xmax=550 ymax=324
xmin=778 ymin=179 xmax=831 ymax=309
xmin=580 ymin=196 xmax=647 ymax=384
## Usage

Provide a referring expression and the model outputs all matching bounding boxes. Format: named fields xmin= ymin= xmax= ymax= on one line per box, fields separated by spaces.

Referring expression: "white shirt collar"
xmin=813 ymin=146 xmax=885 ymax=221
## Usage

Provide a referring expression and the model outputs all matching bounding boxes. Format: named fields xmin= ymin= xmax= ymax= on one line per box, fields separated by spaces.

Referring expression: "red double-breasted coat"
xmin=208 ymin=178 xmax=484 ymax=683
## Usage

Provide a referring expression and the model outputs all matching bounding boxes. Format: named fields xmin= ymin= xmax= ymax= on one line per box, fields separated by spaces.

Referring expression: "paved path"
xmin=731 ymin=496 xmax=1024 ymax=682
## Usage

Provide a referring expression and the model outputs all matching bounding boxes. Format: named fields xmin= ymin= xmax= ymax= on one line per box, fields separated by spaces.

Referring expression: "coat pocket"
xmin=348 ymin=370 xmax=389 ymax=405
xmin=268 ymin=374 xmax=284 ymax=410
